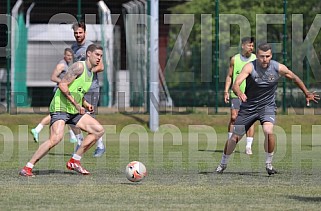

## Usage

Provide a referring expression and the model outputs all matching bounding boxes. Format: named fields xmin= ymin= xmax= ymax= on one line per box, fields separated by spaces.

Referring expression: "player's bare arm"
xmin=83 ymin=98 xmax=94 ymax=112
xmin=279 ymin=64 xmax=320 ymax=105
xmin=224 ymin=56 xmax=235 ymax=103
xmin=60 ymin=62 xmax=84 ymax=85
xmin=232 ymin=62 xmax=252 ymax=102
xmin=50 ymin=63 xmax=65 ymax=83
xmin=58 ymin=62 xmax=85 ymax=113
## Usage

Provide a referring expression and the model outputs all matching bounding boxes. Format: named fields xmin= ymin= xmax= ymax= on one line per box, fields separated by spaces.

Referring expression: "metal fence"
xmin=2 ymin=0 xmax=321 ymax=112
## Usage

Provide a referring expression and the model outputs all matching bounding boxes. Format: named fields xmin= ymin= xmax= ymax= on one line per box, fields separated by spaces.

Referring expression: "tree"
xmin=166 ymin=0 xmax=321 ymax=106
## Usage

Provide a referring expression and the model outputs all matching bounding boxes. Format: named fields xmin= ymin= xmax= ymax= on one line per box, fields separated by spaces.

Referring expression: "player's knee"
xmin=263 ymin=128 xmax=273 ymax=136
xmin=93 ymin=125 xmax=104 ymax=139
xmin=231 ymin=114 xmax=237 ymax=122
xmin=48 ymin=134 xmax=63 ymax=149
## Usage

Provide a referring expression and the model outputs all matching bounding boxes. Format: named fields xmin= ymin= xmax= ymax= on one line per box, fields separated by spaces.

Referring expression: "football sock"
xmin=265 ymin=152 xmax=274 ymax=164
xmin=69 ymin=129 xmax=77 ymax=140
xmin=96 ymin=137 xmax=104 ymax=148
xmin=34 ymin=124 xmax=44 ymax=133
xmin=221 ymin=153 xmax=230 ymax=165
xmin=26 ymin=162 xmax=34 ymax=169
xmin=246 ymin=137 xmax=253 ymax=148
xmin=76 ymin=133 xmax=84 ymax=145
xmin=72 ymin=154 xmax=82 ymax=161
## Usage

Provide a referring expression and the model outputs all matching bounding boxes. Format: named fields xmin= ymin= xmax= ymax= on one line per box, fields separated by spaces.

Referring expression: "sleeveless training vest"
xmin=230 ymin=53 xmax=256 ymax=98
xmin=71 ymin=40 xmax=99 ymax=91
xmin=50 ymin=61 xmax=93 ymax=114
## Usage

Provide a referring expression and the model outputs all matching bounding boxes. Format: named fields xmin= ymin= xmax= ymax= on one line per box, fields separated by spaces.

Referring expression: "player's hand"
xmin=87 ymin=104 xmax=94 ymax=112
xmin=306 ymin=91 xmax=320 ymax=107
xmin=79 ymin=107 xmax=86 ymax=115
xmin=75 ymin=104 xmax=85 ymax=114
xmin=83 ymin=100 xmax=94 ymax=112
xmin=238 ymin=93 xmax=247 ymax=102
xmin=224 ymin=92 xmax=230 ymax=103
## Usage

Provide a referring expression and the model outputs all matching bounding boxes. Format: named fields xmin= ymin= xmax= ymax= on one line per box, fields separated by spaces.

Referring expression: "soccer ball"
xmin=125 ymin=161 xmax=147 ymax=182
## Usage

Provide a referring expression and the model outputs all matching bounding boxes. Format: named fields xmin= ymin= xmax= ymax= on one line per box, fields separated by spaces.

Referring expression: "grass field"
xmin=1 ymin=113 xmax=321 ymax=210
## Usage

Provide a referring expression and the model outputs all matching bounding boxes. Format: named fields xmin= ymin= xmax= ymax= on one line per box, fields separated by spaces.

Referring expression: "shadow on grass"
xmin=287 ymin=195 xmax=321 ymax=202
xmin=119 ymin=182 xmax=144 ymax=186
xmin=121 ymin=113 xmax=148 ymax=125
xmin=48 ymin=153 xmax=72 ymax=157
xmin=198 ymin=149 xmax=221 ymax=153
xmin=198 ymin=149 xmax=242 ymax=154
xmin=33 ymin=169 xmax=76 ymax=176
xmin=199 ymin=171 xmax=275 ymax=177
xmin=306 ymin=145 xmax=321 ymax=148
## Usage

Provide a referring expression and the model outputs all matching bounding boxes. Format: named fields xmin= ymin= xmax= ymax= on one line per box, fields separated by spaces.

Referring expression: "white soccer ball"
xmin=125 ymin=161 xmax=147 ymax=182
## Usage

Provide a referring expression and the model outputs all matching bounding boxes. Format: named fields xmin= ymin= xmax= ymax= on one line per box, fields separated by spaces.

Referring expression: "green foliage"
xmin=166 ymin=0 xmax=321 ymax=106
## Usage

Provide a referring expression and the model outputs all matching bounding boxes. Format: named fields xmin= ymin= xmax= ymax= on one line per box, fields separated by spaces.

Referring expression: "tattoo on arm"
xmin=58 ymin=62 xmax=84 ymax=108
xmin=61 ymin=62 xmax=84 ymax=84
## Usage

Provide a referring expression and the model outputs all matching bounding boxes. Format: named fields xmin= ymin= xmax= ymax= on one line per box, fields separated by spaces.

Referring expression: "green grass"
xmin=1 ymin=113 xmax=321 ymax=210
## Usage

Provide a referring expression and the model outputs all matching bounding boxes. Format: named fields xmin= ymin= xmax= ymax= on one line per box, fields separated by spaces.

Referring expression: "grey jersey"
xmin=243 ymin=60 xmax=280 ymax=108
xmin=57 ymin=59 xmax=69 ymax=79
xmin=53 ymin=59 xmax=69 ymax=92
xmin=71 ymin=40 xmax=99 ymax=91
xmin=71 ymin=40 xmax=93 ymax=62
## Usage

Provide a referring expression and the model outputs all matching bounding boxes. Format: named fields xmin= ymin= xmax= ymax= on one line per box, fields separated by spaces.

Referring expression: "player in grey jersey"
xmin=71 ymin=22 xmax=105 ymax=157
xmin=216 ymin=43 xmax=319 ymax=175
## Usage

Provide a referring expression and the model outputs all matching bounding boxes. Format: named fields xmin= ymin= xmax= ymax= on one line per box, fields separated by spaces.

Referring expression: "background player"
xmin=224 ymin=37 xmax=256 ymax=155
xmin=30 ymin=48 xmax=77 ymax=143
xmin=71 ymin=22 xmax=105 ymax=157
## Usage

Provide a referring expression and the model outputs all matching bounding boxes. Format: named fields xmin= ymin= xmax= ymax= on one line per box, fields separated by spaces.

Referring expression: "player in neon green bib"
xmin=224 ymin=37 xmax=256 ymax=155
xmin=49 ymin=60 xmax=93 ymax=114
xmin=71 ymin=22 xmax=106 ymax=157
xmin=20 ymin=44 xmax=105 ymax=177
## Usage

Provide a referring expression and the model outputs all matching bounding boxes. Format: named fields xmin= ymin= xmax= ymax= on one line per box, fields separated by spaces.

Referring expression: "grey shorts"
xmin=84 ymin=87 xmax=99 ymax=118
xmin=233 ymin=105 xmax=276 ymax=136
xmin=50 ymin=112 xmax=84 ymax=127
xmin=84 ymin=90 xmax=100 ymax=113
xmin=230 ymin=98 xmax=241 ymax=110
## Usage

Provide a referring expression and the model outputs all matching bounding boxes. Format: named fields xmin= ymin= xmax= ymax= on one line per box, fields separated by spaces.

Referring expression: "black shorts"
xmin=50 ymin=112 xmax=84 ymax=127
xmin=233 ymin=105 xmax=276 ymax=136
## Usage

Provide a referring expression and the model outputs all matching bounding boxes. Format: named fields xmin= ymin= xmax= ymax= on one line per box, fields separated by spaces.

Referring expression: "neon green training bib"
xmin=50 ymin=61 xmax=93 ymax=114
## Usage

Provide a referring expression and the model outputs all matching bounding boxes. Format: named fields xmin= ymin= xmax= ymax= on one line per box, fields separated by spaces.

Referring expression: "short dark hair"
xmin=241 ymin=37 xmax=255 ymax=44
xmin=86 ymin=44 xmax=103 ymax=55
xmin=72 ymin=22 xmax=86 ymax=32
xmin=257 ymin=43 xmax=272 ymax=52
xmin=64 ymin=48 xmax=73 ymax=55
